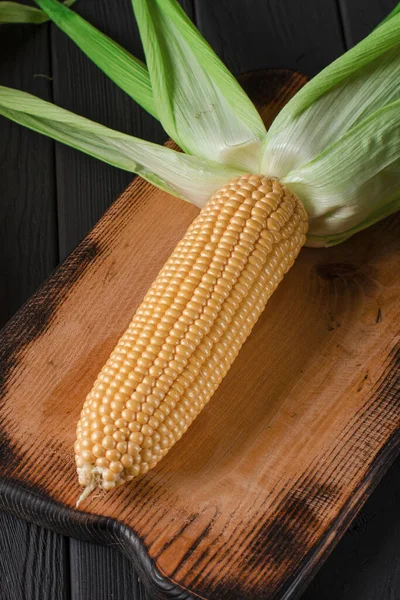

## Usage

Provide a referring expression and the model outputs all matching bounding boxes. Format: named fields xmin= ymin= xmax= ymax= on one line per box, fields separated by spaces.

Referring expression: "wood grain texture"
xmin=194 ymin=0 xmax=345 ymax=77
xmin=0 ymin=23 xmax=58 ymax=328
xmin=70 ymin=538 xmax=151 ymax=600
xmin=338 ymin=0 xmax=398 ymax=46
xmin=0 ymin=510 xmax=69 ymax=600
xmin=0 ymin=69 xmax=399 ymax=600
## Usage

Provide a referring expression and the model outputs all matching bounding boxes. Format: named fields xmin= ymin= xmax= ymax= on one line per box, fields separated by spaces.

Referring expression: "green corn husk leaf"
xmin=262 ymin=11 xmax=400 ymax=246
xmin=34 ymin=0 xmax=156 ymax=119
xmin=284 ymin=100 xmax=400 ymax=245
xmin=0 ymin=86 xmax=244 ymax=206
xmin=131 ymin=0 xmax=266 ymax=171
xmin=0 ymin=0 xmax=73 ymax=23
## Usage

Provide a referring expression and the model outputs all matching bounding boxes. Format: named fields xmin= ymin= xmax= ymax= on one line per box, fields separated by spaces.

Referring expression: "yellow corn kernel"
xmin=76 ymin=175 xmax=308 ymax=497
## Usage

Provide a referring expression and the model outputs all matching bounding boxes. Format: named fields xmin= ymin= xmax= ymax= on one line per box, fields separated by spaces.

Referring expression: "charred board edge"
xmin=0 ymin=412 xmax=398 ymax=600
xmin=0 ymin=478 xmax=194 ymax=600
xmin=0 ymin=236 xmax=103 ymax=401
xmin=280 ymin=427 xmax=400 ymax=600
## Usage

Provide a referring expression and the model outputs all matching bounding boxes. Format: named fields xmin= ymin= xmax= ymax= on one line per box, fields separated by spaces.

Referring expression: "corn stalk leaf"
xmin=131 ymin=0 xmax=266 ymax=171
xmin=0 ymin=86 xmax=243 ymax=207
xmin=0 ymin=0 xmax=73 ymax=23
xmin=34 ymin=0 xmax=157 ymax=119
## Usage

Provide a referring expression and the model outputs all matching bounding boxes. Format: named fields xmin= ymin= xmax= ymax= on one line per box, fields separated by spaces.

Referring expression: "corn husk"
xmin=262 ymin=11 xmax=400 ymax=245
xmin=0 ymin=0 xmax=74 ymax=24
xmin=0 ymin=0 xmax=399 ymax=247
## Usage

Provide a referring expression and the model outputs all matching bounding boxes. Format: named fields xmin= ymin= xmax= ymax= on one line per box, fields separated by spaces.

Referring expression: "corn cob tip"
xmin=74 ymin=174 xmax=308 ymax=498
xmin=76 ymin=476 xmax=97 ymax=508
xmin=76 ymin=465 xmax=118 ymax=506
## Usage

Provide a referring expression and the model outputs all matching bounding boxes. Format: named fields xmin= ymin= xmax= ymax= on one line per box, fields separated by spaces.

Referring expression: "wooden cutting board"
xmin=0 ymin=69 xmax=399 ymax=600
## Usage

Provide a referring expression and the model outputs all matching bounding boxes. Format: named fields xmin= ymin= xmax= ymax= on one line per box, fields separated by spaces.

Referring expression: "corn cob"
xmin=75 ymin=174 xmax=308 ymax=496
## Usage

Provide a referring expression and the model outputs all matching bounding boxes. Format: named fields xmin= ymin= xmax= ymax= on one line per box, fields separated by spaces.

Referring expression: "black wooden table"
xmin=1 ymin=1 xmax=399 ymax=598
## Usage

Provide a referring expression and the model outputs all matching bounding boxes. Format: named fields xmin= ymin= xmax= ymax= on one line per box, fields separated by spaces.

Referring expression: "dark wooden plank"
xmin=50 ymin=0 xmax=161 ymax=261
xmin=194 ymin=0 xmax=345 ymax=77
xmin=338 ymin=0 xmax=398 ymax=46
xmin=70 ymin=539 xmax=151 ymax=600
xmin=0 ymin=23 xmax=58 ymax=327
xmin=0 ymin=18 xmax=70 ymax=600
xmin=0 ymin=511 xmax=69 ymax=600
xmin=50 ymin=0 xmax=193 ymax=261
xmin=301 ymin=455 xmax=400 ymax=600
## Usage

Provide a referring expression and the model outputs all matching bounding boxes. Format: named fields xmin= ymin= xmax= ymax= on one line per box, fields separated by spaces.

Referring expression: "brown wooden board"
xmin=0 ymin=69 xmax=399 ymax=600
